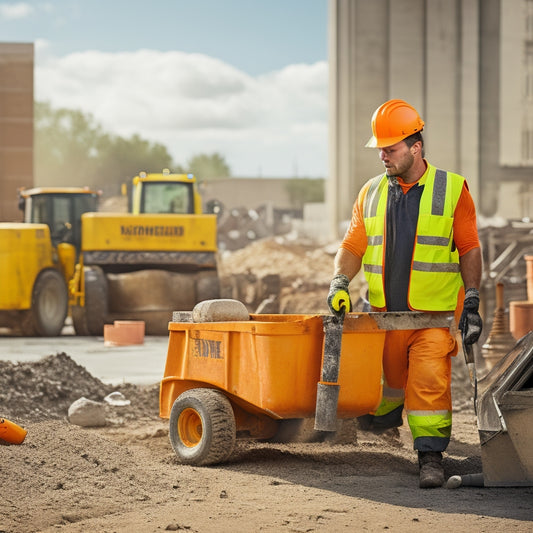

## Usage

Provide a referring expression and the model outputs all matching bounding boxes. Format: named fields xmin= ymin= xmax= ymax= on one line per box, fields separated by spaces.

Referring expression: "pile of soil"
xmin=218 ymin=236 xmax=335 ymax=286
xmin=218 ymin=236 xmax=365 ymax=314
xmin=0 ymin=352 xmax=159 ymax=422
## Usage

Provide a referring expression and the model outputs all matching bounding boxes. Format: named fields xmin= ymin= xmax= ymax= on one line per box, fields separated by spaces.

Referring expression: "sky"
xmin=0 ymin=0 xmax=329 ymax=177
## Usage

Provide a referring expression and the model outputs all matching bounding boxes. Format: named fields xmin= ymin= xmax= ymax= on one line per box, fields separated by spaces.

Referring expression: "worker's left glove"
xmin=327 ymin=274 xmax=352 ymax=317
xmin=459 ymin=288 xmax=483 ymax=345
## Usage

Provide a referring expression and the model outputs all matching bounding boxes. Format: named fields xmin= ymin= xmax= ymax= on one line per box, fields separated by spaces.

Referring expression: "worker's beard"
xmin=385 ymin=150 xmax=415 ymax=180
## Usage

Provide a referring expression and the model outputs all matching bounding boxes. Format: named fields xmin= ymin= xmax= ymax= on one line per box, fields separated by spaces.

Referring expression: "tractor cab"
xmin=18 ymin=187 xmax=100 ymax=255
xmin=131 ymin=169 xmax=202 ymax=215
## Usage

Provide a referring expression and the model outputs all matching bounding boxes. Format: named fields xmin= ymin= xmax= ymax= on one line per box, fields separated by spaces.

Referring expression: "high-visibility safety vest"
xmin=362 ymin=165 xmax=465 ymax=311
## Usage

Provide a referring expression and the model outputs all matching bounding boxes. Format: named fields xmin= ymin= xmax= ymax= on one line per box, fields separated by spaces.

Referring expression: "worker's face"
xmin=379 ymin=140 xmax=415 ymax=178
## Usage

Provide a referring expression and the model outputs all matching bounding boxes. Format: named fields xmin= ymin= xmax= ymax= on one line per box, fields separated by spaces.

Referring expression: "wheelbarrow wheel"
xmin=169 ymin=388 xmax=236 ymax=466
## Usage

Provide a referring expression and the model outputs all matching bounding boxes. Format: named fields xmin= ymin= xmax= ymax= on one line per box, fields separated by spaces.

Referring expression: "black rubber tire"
xmin=22 ymin=269 xmax=68 ymax=336
xmin=169 ymin=388 xmax=236 ymax=466
xmin=71 ymin=266 xmax=108 ymax=336
xmin=84 ymin=266 xmax=108 ymax=335
xmin=71 ymin=305 xmax=90 ymax=336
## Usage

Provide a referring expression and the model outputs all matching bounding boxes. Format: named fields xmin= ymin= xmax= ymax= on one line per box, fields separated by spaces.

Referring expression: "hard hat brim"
xmin=364 ymin=133 xmax=419 ymax=149
xmin=365 ymin=136 xmax=378 ymax=148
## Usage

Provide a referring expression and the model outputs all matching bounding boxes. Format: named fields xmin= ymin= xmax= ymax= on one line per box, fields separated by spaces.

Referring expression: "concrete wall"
xmin=479 ymin=0 xmax=533 ymax=215
xmin=0 ymin=43 xmax=33 ymax=222
xmin=328 ymin=0 xmax=533 ymax=237
xmin=200 ymin=177 xmax=297 ymax=211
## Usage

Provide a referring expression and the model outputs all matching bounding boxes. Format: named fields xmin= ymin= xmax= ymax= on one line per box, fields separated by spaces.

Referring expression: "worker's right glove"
xmin=459 ymin=287 xmax=483 ymax=345
xmin=327 ymin=274 xmax=352 ymax=317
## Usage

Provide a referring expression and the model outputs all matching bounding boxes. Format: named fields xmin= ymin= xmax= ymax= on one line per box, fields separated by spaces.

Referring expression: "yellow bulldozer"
xmin=0 ymin=171 xmax=220 ymax=336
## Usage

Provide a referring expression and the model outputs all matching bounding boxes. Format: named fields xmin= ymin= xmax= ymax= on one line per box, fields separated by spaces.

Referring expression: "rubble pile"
xmin=215 ymin=204 xmax=297 ymax=252
xmin=219 ymin=236 xmax=334 ymax=284
xmin=218 ymin=236 xmax=340 ymax=313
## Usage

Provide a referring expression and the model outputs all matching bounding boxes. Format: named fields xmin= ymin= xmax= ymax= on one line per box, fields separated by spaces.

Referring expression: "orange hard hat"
xmin=365 ymin=99 xmax=425 ymax=148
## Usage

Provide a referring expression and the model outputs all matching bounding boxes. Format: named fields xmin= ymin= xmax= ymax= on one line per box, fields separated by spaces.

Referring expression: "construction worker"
xmin=327 ymin=99 xmax=482 ymax=488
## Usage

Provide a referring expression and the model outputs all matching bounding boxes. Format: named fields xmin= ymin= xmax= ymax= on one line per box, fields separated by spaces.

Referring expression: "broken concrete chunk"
xmin=103 ymin=391 xmax=131 ymax=406
xmin=68 ymin=397 xmax=106 ymax=427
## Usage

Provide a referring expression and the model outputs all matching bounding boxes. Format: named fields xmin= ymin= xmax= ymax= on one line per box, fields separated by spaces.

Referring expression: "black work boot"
xmin=418 ymin=451 xmax=444 ymax=489
xmin=357 ymin=405 xmax=404 ymax=434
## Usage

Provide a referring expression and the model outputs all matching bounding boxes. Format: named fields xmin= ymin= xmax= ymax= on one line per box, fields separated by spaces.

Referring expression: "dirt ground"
xmin=1 ymin=238 xmax=532 ymax=533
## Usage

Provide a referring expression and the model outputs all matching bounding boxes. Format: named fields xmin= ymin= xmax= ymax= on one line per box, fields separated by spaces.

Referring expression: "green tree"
xmin=34 ymin=101 xmax=176 ymax=195
xmin=284 ymin=178 xmax=325 ymax=209
xmin=186 ymin=152 xmax=231 ymax=181
xmin=92 ymin=133 xmax=180 ymax=194
xmin=35 ymin=101 xmax=104 ymax=187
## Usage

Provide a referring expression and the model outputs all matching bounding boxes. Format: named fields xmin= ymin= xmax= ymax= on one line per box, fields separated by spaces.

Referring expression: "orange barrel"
xmin=0 ymin=418 xmax=28 ymax=444
xmin=509 ymin=300 xmax=533 ymax=340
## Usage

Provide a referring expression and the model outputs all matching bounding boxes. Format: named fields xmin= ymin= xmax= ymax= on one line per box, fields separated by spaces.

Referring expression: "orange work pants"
xmin=378 ymin=327 xmax=458 ymax=451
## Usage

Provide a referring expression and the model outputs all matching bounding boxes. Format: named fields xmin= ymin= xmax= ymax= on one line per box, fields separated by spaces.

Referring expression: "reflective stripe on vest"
xmin=362 ymin=175 xmax=388 ymax=305
xmin=362 ymin=166 xmax=464 ymax=311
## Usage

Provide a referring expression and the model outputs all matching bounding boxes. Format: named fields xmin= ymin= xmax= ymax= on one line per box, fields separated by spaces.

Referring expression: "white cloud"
xmin=34 ymin=48 xmax=328 ymax=177
xmin=0 ymin=2 xmax=34 ymax=19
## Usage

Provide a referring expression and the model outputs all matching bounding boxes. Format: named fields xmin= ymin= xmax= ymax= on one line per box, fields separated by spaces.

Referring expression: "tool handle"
xmin=320 ymin=310 xmax=345 ymax=382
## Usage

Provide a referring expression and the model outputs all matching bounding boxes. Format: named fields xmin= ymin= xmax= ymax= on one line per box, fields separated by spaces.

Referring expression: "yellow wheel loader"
xmin=2 ymin=171 xmax=219 ymax=337
xmin=69 ymin=170 xmax=220 ymax=336
xmin=0 ymin=187 xmax=99 ymax=336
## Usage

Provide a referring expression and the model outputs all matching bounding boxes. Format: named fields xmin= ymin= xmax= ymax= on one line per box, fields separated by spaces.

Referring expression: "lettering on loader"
xmin=193 ymin=339 xmax=223 ymax=360
xmin=120 ymin=225 xmax=185 ymax=237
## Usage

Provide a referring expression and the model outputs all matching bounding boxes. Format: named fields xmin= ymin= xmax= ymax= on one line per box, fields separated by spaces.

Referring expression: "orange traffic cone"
xmin=0 ymin=417 xmax=27 ymax=444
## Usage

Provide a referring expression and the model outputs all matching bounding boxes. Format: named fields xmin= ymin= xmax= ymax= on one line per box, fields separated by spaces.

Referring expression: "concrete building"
xmin=328 ymin=0 xmax=533 ymax=238
xmin=0 ymin=43 xmax=33 ymax=222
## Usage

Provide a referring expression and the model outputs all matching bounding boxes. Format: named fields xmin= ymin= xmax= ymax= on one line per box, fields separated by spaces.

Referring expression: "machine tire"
xmin=169 ymin=388 xmax=236 ymax=466
xmin=21 ymin=269 xmax=68 ymax=336
xmin=71 ymin=266 xmax=108 ymax=336
xmin=71 ymin=305 xmax=90 ymax=336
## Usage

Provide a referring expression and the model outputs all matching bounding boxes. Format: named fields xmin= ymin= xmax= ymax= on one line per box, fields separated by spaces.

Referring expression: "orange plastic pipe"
xmin=0 ymin=418 xmax=27 ymax=444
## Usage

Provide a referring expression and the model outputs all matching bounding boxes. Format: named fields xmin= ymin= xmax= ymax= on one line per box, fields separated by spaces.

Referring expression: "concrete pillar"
xmin=328 ymin=0 xmax=482 ymax=238
xmin=328 ymin=0 xmax=388 ymax=240
xmin=327 ymin=0 xmax=357 ymax=240
xmin=459 ymin=0 xmax=480 ymax=205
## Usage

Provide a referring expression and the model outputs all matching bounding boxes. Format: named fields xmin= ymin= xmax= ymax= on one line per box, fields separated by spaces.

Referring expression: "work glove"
xmin=459 ymin=288 xmax=483 ymax=345
xmin=327 ymin=274 xmax=352 ymax=317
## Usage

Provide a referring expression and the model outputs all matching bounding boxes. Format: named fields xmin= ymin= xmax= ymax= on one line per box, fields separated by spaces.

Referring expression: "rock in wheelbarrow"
xmin=192 ymin=299 xmax=250 ymax=322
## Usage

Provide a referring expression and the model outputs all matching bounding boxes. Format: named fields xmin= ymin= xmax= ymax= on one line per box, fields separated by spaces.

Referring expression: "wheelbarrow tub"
xmin=160 ymin=313 xmax=385 ymax=422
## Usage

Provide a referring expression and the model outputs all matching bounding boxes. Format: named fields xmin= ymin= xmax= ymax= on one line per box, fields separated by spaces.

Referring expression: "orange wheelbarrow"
xmin=159 ymin=300 xmax=453 ymax=465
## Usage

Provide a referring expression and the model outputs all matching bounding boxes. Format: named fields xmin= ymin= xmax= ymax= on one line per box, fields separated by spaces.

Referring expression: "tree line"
xmin=34 ymin=101 xmax=231 ymax=196
xmin=34 ymin=101 xmax=324 ymax=205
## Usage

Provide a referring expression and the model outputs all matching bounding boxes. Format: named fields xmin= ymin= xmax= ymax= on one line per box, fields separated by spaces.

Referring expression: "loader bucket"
xmin=476 ymin=331 xmax=533 ymax=486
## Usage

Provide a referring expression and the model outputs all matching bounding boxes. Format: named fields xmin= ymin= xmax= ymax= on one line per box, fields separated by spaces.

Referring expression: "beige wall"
xmin=0 ymin=43 xmax=34 ymax=222
xmin=200 ymin=177 xmax=296 ymax=211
